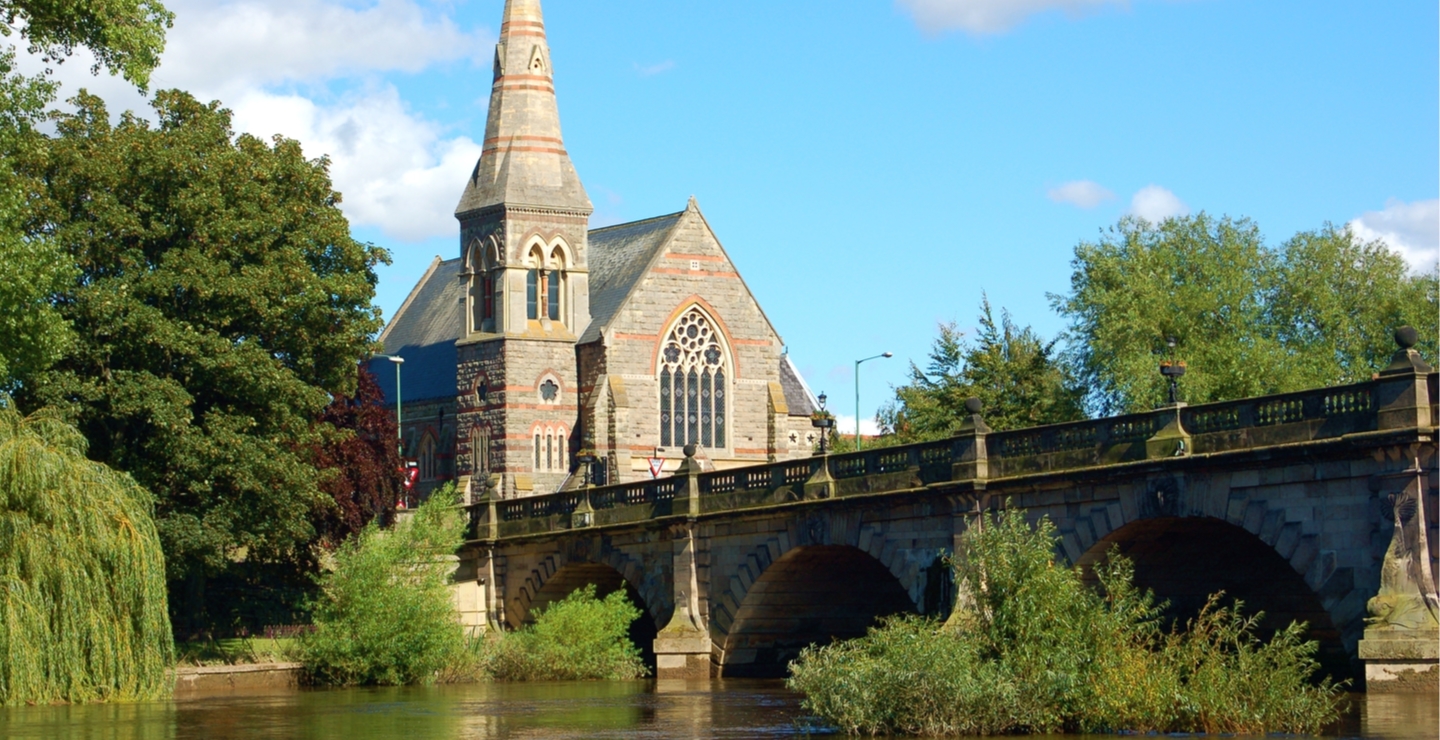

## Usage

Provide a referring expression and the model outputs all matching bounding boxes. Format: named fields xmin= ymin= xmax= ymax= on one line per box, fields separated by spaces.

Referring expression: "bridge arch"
xmin=1072 ymin=512 xmax=1357 ymax=680
xmin=506 ymin=552 xmax=668 ymax=668
xmin=715 ymin=544 xmax=920 ymax=677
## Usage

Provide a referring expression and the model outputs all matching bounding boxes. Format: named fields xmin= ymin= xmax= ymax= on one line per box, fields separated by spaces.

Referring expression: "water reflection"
xmin=1 ymin=680 xmax=1435 ymax=739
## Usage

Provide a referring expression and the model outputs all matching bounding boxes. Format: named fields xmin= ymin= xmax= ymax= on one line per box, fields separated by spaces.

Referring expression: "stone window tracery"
xmin=659 ymin=308 xmax=728 ymax=449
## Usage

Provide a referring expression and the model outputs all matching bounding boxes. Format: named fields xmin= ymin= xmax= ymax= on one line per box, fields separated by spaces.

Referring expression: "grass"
xmin=175 ymin=637 xmax=298 ymax=667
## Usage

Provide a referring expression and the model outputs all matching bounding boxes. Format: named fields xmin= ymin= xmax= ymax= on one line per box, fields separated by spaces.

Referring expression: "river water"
xmin=1 ymin=680 xmax=1435 ymax=739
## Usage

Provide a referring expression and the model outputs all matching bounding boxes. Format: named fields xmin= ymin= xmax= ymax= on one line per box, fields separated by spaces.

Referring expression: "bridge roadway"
xmin=450 ymin=356 xmax=1438 ymax=686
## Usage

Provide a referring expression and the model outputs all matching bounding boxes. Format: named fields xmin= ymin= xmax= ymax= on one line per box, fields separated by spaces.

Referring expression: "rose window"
xmin=659 ymin=309 xmax=728 ymax=448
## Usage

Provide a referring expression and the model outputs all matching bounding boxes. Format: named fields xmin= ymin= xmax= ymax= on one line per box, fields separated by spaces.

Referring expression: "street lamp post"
xmin=376 ymin=354 xmax=405 ymax=457
xmin=854 ymin=352 xmax=893 ymax=451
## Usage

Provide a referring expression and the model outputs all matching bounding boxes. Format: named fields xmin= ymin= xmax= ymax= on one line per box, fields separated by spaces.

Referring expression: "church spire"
xmin=456 ymin=0 xmax=591 ymax=215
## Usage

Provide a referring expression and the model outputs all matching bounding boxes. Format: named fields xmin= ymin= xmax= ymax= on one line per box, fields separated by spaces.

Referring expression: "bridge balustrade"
xmin=470 ymin=373 xmax=1426 ymax=541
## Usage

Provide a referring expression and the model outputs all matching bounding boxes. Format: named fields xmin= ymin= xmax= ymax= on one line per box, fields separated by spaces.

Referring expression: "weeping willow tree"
xmin=0 ymin=404 xmax=174 ymax=705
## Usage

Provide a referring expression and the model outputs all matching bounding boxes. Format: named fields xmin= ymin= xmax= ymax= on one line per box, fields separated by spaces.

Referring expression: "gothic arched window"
xmin=418 ymin=433 xmax=438 ymax=481
xmin=471 ymin=425 xmax=490 ymax=476
xmin=659 ymin=308 xmax=728 ymax=449
xmin=469 ymin=238 xmax=499 ymax=334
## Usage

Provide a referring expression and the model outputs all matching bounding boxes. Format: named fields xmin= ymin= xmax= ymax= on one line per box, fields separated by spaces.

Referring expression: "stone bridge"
xmin=451 ymin=347 xmax=1438 ymax=688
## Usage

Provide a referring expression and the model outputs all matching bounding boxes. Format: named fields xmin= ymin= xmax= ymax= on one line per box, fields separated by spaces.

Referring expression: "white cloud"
xmin=1047 ymin=179 xmax=1115 ymax=209
xmin=634 ymin=60 xmax=676 ymax=77
xmin=835 ymin=414 xmax=884 ymax=437
xmin=1349 ymin=198 xmax=1440 ymax=274
xmin=159 ymin=0 xmax=486 ymax=99
xmin=12 ymin=0 xmax=492 ymax=243
xmin=898 ymin=0 xmax=1137 ymax=35
xmin=229 ymin=87 xmax=481 ymax=241
xmin=1128 ymin=184 xmax=1189 ymax=223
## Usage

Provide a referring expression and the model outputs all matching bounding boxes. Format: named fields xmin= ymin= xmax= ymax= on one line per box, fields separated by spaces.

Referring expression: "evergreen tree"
xmin=881 ymin=296 xmax=1085 ymax=440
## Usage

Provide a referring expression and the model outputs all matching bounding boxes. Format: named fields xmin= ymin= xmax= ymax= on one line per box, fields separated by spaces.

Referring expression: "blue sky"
xmin=30 ymin=0 xmax=1440 ymax=432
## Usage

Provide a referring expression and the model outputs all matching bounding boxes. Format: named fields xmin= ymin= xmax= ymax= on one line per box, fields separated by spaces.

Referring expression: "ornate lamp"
xmin=810 ymin=391 xmax=834 ymax=455
xmin=1159 ymin=336 xmax=1186 ymax=405
xmin=575 ymin=451 xmax=598 ymax=487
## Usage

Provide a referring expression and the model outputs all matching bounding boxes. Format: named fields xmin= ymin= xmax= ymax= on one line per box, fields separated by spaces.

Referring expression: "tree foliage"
xmin=0 ymin=0 xmax=171 ymax=389
xmin=12 ymin=91 xmax=387 ymax=628
xmin=1054 ymin=214 xmax=1438 ymax=415
xmin=788 ymin=508 xmax=1342 ymax=736
xmin=0 ymin=403 xmax=173 ymax=705
xmin=480 ymin=584 xmax=649 ymax=682
xmin=880 ymin=296 xmax=1085 ymax=440
xmin=313 ymin=366 xmax=401 ymax=547
xmin=1 ymin=0 xmax=173 ymax=89
xmin=300 ymin=484 xmax=467 ymax=687
xmin=0 ymin=47 xmax=69 ymax=391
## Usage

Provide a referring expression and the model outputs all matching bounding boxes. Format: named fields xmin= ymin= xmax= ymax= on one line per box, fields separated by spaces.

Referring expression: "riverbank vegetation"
xmin=0 ymin=405 xmax=174 ymax=705
xmin=299 ymin=484 xmax=650 ymax=686
xmin=300 ymin=486 xmax=467 ymax=686
xmin=474 ymin=585 xmax=649 ymax=681
xmin=787 ymin=508 xmax=1343 ymax=736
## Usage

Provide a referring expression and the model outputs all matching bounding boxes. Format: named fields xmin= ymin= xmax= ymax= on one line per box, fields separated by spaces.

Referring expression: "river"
xmin=1 ymin=680 xmax=1435 ymax=739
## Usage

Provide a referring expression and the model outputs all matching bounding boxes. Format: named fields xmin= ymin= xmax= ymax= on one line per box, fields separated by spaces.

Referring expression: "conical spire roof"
xmin=456 ymin=0 xmax=591 ymax=215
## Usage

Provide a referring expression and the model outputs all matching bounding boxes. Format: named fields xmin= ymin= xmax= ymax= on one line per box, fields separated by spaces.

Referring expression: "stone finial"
xmin=683 ymin=443 xmax=697 ymax=459
xmin=686 ymin=195 xmax=699 ymax=212
xmin=1381 ymin=325 xmax=1434 ymax=375
xmin=958 ymin=397 xmax=990 ymax=434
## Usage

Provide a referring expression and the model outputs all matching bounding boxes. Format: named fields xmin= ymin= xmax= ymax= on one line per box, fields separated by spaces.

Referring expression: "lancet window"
xmin=658 ymin=308 xmax=728 ymax=449
xmin=468 ymin=239 xmax=499 ymax=334
xmin=418 ymin=433 xmax=438 ymax=481
xmin=525 ymin=244 xmax=566 ymax=323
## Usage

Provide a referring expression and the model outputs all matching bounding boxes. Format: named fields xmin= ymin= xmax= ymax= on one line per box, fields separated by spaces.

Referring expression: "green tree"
xmin=301 ymin=484 xmax=467 ymax=686
xmin=14 ymin=91 xmax=387 ymax=633
xmin=0 ymin=0 xmax=170 ymax=388
xmin=0 ymin=404 xmax=173 ymax=705
xmin=880 ymin=296 xmax=1085 ymax=440
xmin=1 ymin=0 xmax=172 ymax=89
xmin=1054 ymin=214 xmax=1438 ymax=415
xmin=0 ymin=47 xmax=69 ymax=390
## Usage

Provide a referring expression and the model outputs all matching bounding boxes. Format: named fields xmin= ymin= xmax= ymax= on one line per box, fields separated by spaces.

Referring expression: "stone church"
xmin=372 ymin=0 xmax=819 ymax=500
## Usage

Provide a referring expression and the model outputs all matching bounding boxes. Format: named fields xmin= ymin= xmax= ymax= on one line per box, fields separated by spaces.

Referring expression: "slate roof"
xmin=780 ymin=355 xmax=819 ymax=417
xmin=370 ymin=257 xmax=463 ymax=404
xmin=579 ymin=211 xmax=684 ymax=344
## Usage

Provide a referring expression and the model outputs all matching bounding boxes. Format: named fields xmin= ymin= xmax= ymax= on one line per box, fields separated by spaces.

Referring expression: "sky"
xmin=21 ymin=0 xmax=1439 ymax=434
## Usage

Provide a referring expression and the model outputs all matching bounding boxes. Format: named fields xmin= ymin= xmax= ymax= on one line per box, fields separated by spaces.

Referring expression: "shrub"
xmin=0 ymin=405 xmax=174 ymax=705
xmin=479 ymin=585 xmax=648 ymax=681
xmin=788 ymin=507 xmax=1343 ymax=736
xmin=299 ymin=484 xmax=467 ymax=686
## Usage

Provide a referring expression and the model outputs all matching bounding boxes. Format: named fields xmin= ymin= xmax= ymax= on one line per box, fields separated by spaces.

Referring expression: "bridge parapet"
xmin=468 ymin=371 xmax=1435 ymax=542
